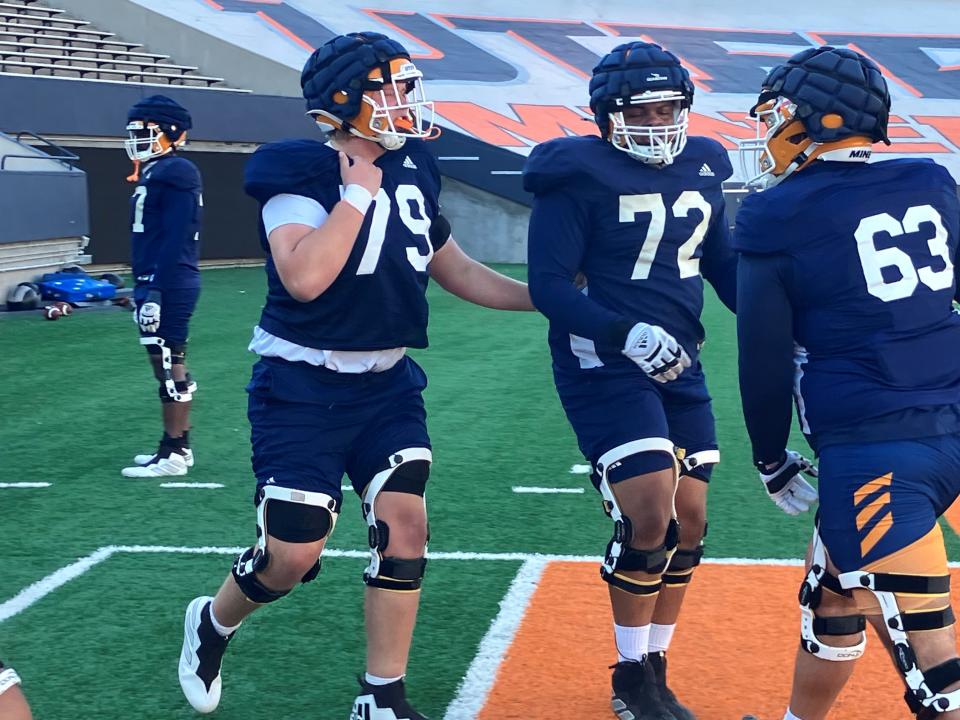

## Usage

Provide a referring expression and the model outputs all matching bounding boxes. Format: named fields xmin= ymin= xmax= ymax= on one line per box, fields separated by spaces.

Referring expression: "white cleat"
xmin=133 ymin=447 xmax=194 ymax=467
xmin=179 ymin=596 xmax=232 ymax=714
xmin=121 ymin=451 xmax=188 ymax=477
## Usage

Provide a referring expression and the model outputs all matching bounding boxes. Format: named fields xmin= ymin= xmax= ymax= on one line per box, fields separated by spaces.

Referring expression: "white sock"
xmin=784 ymin=710 xmax=803 ymax=720
xmin=208 ymin=603 xmax=241 ymax=638
xmin=614 ymin=623 xmax=650 ymax=663
xmin=648 ymin=623 xmax=676 ymax=653
xmin=365 ymin=673 xmax=403 ymax=686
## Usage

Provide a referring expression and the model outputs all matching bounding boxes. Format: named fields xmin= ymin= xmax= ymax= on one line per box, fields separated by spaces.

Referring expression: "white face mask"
xmin=361 ymin=62 xmax=438 ymax=150
xmin=607 ymin=91 xmax=689 ymax=166
xmin=737 ymin=97 xmax=799 ymax=189
xmin=124 ymin=120 xmax=178 ymax=162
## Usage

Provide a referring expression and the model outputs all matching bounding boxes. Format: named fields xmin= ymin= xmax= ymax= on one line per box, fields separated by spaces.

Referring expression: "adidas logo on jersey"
xmin=402 ymin=156 xmax=418 ymax=170
xmin=699 ymin=163 xmax=715 ymax=177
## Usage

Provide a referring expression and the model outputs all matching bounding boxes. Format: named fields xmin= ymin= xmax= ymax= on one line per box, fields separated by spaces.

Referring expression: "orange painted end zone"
xmin=480 ymin=562 xmax=960 ymax=720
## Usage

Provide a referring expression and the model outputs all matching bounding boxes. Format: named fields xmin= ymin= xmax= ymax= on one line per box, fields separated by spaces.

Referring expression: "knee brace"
xmin=595 ymin=438 xmax=679 ymax=596
xmin=360 ymin=448 xmax=432 ymax=592
xmin=663 ymin=545 xmax=703 ymax=587
xmin=678 ymin=448 xmax=720 ymax=483
xmin=142 ymin=337 xmax=192 ymax=403
xmin=232 ymin=485 xmax=339 ymax=603
xmin=798 ymin=529 xmax=867 ymax=662
xmin=837 ymin=565 xmax=958 ymax=716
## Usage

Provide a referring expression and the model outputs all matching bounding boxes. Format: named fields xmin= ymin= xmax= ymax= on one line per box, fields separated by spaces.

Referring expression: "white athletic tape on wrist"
xmin=0 ymin=667 xmax=22 ymax=696
xmin=342 ymin=184 xmax=373 ymax=216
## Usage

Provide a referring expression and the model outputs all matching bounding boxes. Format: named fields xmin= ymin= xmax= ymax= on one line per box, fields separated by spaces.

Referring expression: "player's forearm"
xmin=528 ymin=272 xmax=632 ymax=346
xmin=736 ymin=254 xmax=796 ymax=464
xmin=273 ymin=204 xmax=365 ymax=302
xmin=432 ymin=245 xmax=533 ymax=310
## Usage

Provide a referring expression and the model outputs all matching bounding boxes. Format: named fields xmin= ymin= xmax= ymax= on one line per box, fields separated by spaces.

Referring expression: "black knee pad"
xmin=265 ymin=498 xmax=334 ymax=543
xmin=365 ymin=555 xmax=428 ymax=592
xmin=381 ymin=458 xmax=430 ymax=496
xmin=663 ymin=546 xmax=704 ymax=586
xmin=231 ymin=546 xmax=290 ymax=604
xmin=170 ymin=343 xmax=187 ymax=364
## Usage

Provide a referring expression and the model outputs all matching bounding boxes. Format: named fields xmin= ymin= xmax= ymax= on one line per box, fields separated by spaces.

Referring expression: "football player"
xmin=120 ymin=95 xmax=203 ymax=478
xmin=525 ymin=41 xmax=751 ymax=720
xmin=0 ymin=661 xmax=32 ymax=720
xmin=735 ymin=46 xmax=960 ymax=720
xmin=176 ymin=32 xmax=532 ymax=719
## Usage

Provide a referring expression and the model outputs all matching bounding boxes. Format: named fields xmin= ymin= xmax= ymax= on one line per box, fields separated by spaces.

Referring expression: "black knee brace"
xmin=662 ymin=545 xmax=704 ymax=586
xmin=601 ymin=517 xmax=679 ymax=595
xmin=231 ymin=546 xmax=291 ymax=604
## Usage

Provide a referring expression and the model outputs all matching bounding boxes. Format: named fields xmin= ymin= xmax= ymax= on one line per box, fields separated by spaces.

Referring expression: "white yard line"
xmin=0 ymin=547 xmax=114 ymax=623
xmin=159 ymin=483 xmax=224 ymax=489
xmin=512 ymin=486 xmax=585 ymax=494
xmin=0 ymin=482 xmax=51 ymax=488
xmin=569 ymin=464 xmax=592 ymax=474
xmin=5 ymin=545 xmax=954 ymax=631
xmin=443 ymin=558 xmax=548 ymax=720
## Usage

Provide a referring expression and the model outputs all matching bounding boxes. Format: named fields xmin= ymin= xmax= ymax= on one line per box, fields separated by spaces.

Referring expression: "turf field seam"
xmin=443 ymin=558 xmax=548 ymax=720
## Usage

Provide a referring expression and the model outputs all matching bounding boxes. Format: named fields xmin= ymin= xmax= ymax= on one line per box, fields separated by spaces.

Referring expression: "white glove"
xmin=758 ymin=450 xmax=819 ymax=515
xmin=622 ymin=322 xmax=691 ymax=383
xmin=136 ymin=299 xmax=161 ymax=333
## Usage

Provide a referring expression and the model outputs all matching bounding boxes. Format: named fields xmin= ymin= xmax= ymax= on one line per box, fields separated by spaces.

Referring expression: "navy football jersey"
xmin=244 ymin=139 xmax=441 ymax=351
xmin=525 ymin=135 xmax=736 ymax=373
xmin=129 ymin=154 xmax=202 ymax=291
xmin=735 ymin=159 xmax=960 ymax=449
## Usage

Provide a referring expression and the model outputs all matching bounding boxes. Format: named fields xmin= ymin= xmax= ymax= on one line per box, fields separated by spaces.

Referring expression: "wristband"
xmin=0 ymin=667 xmax=21 ymax=696
xmin=342 ymin=184 xmax=373 ymax=216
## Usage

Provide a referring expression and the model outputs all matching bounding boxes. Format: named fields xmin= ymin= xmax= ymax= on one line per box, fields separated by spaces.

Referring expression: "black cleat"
xmin=350 ymin=676 xmax=428 ymax=720
xmin=611 ymin=660 xmax=676 ymax=720
xmin=647 ymin=652 xmax=697 ymax=720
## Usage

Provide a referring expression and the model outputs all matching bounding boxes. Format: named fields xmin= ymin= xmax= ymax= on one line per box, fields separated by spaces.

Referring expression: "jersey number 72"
xmin=619 ymin=192 xmax=712 ymax=280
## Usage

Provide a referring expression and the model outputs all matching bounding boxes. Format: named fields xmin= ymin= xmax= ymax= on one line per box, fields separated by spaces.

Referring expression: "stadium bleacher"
xmin=0 ymin=0 xmax=228 ymax=88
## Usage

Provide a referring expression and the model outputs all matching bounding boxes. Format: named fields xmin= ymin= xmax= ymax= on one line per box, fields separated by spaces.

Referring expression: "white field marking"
xmin=569 ymin=464 xmax=592 ymax=474
xmin=0 ymin=547 xmax=114 ymax=623
xmin=512 ymin=486 xmax=585 ymax=494
xmin=0 ymin=482 xmax=51 ymax=488
xmin=6 ymin=545 xmax=960 ymax=628
xmin=443 ymin=558 xmax=548 ymax=720
xmin=159 ymin=482 xmax=224 ymax=489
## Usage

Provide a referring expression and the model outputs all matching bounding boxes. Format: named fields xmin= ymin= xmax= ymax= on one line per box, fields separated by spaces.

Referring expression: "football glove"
xmin=757 ymin=450 xmax=818 ymax=515
xmin=622 ymin=322 xmax=691 ymax=383
xmin=136 ymin=293 xmax=161 ymax=334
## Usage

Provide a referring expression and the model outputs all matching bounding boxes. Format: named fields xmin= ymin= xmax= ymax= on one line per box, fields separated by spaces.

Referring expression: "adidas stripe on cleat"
xmin=350 ymin=676 xmax=428 ymax=720
xmin=121 ymin=450 xmax=189 ymax=477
